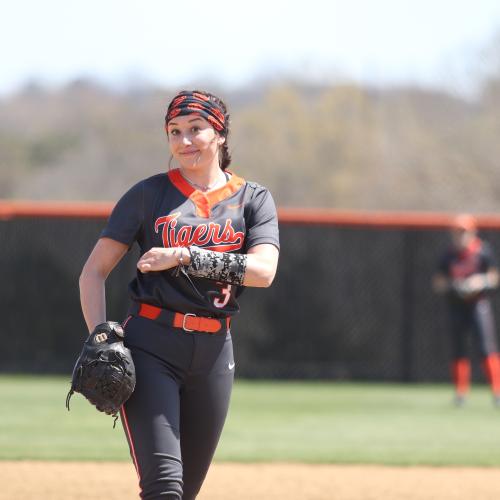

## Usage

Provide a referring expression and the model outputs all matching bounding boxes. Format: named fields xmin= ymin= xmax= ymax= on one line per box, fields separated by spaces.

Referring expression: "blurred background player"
xmin=433 ymin=214 xmax=500 ymax=406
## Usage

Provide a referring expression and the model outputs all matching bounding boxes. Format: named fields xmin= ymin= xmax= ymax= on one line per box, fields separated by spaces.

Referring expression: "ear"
xmin=217 ymin=136 xmax=226 ymax=145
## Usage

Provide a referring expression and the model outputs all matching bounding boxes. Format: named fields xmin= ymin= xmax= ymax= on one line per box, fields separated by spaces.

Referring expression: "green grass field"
xmin=1 ymin=375 xmax=499 ymax=465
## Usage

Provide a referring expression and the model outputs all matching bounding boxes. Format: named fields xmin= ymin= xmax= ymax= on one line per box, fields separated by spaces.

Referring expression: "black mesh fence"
xmin=1 ymin=214 xmax=500 ymax=381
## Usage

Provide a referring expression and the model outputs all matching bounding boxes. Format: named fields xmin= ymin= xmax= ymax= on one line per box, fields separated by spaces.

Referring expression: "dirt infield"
xmin=1 ymin=461 xmax=499 ymax=499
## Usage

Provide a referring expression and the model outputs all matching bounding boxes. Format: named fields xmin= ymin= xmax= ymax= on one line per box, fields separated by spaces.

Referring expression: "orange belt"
xmin=137 ymin=303 xmax=230 ymax=334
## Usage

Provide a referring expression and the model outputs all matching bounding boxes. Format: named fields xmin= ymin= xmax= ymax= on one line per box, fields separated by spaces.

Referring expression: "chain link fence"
xmin=1 ymin=210 xmax=499 ymax=381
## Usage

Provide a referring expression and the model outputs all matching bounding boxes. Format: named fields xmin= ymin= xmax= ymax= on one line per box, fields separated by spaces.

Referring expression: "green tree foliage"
xmin=1 ymin=77 xmax=500 ymax=211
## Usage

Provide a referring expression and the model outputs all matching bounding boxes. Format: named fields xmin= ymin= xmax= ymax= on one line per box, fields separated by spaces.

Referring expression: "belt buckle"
xmin=182 ymin=313 xmax=196 ymax=332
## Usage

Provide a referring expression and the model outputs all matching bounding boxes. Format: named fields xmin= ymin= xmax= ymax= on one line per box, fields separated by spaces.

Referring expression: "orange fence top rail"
xmin=1 ymin=200 xmax=500 ymax=229
xmin=0 ymin=201 xmax=114 ymax=220
xmin=277 ymin=207 xmax=500 ymax=229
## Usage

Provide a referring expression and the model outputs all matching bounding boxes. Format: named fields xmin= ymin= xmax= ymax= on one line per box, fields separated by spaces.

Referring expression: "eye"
xmin=191 ymin=126 xmax=200 ymax=133
xmin=169 ymin=128 xmax=180 ymax=136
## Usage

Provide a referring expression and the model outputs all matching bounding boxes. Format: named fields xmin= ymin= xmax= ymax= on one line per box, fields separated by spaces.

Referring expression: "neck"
xmin=180 ymin=164 xmax=226 ymax=191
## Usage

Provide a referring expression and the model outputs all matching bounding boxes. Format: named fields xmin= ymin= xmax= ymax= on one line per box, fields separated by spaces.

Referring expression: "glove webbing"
xmin=66 ymin=351 xmax=130 ymax=428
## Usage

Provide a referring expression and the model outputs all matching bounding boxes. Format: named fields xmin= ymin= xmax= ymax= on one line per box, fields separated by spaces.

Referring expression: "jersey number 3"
xmin=214 ymin=284 xmax=232 ymax=308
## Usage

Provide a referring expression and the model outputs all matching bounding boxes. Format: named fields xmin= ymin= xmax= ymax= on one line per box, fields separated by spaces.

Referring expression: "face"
xmin=450 ymin=227 xmax=476 ymax=249
xmin=166 ymin=114 xmax=225 ymax=171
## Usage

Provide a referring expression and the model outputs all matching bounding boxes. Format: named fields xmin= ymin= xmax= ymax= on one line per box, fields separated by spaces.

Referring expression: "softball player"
xmin=433 ymin=214 xmax=500 ymax=406
xmin=79 ymin=90 xmax=280 ymax=499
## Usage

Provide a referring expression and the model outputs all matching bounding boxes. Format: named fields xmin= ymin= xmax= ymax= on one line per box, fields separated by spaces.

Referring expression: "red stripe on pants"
xmin=120 ymin=405 xmax=141 ymax=482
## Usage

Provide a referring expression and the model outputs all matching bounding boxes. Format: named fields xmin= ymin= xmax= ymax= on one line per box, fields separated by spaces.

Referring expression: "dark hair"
xmin=167 ymin=89 xmax=232 ymax=171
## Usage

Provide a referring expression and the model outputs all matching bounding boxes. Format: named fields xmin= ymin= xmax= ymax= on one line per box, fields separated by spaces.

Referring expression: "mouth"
xmin=179 ymin=149 xmax=200 ymax=156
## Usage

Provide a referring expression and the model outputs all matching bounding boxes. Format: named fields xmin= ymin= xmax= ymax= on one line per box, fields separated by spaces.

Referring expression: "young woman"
xmin=79 ymin=90 xmax=280 ymax=499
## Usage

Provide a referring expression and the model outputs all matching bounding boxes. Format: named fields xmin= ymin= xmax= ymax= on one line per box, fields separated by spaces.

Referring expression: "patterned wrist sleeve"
xmin=187 ymin=246 xmax=247 ymax=285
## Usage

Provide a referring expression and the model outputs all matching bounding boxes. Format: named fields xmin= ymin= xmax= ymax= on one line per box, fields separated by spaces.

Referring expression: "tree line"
xmin=1 ymin=76 xmax=500 ymax=212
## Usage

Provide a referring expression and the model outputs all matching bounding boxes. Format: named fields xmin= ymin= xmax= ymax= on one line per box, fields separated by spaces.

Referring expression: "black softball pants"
xmin=120 ymin=315 xmax=234 ymax=499
xmin=448 ymin=298 xmax=498 ymax=359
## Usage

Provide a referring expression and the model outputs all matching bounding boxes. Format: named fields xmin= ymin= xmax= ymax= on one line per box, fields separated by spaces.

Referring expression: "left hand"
xmin=137 ymin=247 xmax=181 ymax=273
xmin=462 ymin=274 xmax=487 ymax=294
xmin=452 ymin=274 xmax=487 ymax=298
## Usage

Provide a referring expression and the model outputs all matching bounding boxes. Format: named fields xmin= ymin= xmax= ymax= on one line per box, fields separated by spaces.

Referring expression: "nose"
xmin=182 ymin=134 xmax=192 ymax=145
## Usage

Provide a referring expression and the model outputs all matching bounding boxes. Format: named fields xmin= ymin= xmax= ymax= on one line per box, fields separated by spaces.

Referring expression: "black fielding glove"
xmin=66 ymin=321 xmax=136 ymax=423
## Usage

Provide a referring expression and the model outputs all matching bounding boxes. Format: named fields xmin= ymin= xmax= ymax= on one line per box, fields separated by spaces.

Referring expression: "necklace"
xmin=180 ymin=171 xmax=227 ymax=192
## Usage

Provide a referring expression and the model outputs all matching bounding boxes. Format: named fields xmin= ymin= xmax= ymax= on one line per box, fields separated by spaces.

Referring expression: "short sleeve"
xmin=100 ymin=181 xmax=144 ymax=246
xmin=244 ymin=185 xmax=280 ymax=251
xmin=480 ymin=241 xmax=497 ymax=270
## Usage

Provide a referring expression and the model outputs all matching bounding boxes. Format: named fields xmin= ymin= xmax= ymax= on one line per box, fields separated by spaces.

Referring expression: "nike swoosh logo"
xmin=228 ymin=362 xmax=235 ymax=370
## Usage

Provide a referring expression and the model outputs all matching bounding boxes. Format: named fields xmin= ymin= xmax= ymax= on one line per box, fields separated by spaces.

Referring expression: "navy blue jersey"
xmin=438 ymin=238 xmax=497 ymax=303
xmin=438 ymin=238 xmax=496 ymax=279
xmin=101 ymin=169 xmax=280 ymax=317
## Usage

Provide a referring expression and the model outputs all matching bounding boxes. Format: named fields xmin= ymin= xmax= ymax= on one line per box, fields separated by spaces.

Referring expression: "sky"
xmin=2 ymin=0 xmax=500 ymax=95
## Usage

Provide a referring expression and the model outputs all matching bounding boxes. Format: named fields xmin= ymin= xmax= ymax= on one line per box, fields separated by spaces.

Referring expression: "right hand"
xmin=137 ymin=247 xmax=188 ymax=273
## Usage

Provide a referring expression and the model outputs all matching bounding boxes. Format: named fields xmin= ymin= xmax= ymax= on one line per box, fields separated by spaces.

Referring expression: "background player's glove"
xmin=451 ymin=275 xmax=490 ymax=299
xmin=66 ymin=321 xmax=136 ymax=422
xmin=451 ymin=279 xmax=475 ymax=299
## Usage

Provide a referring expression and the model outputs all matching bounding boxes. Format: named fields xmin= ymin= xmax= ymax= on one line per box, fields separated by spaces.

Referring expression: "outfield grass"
xmin=0 ymin=376 xmax=499 ymax=465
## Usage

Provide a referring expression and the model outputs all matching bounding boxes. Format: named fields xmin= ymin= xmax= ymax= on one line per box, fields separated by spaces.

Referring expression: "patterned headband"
xmin=165 ymin=91 xmax=226 ymax=134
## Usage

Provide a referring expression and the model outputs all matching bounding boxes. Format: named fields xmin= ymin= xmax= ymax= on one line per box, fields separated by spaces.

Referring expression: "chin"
xmin=179 ymin=155 xmax=211 ymax=171
xmin=179 ymin=160 xmax=204 ymax=171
